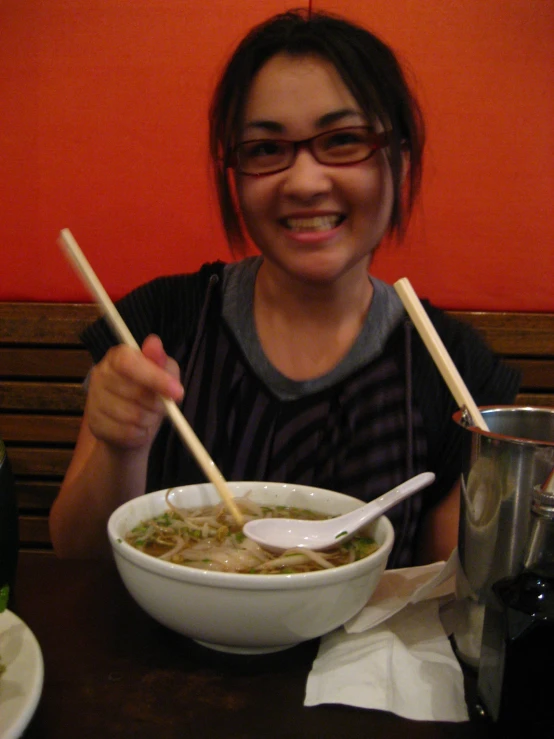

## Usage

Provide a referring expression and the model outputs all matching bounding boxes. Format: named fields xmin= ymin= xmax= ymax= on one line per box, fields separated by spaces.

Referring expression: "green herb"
xmin=186 ymin=529 xmax=201 ymax=538
xmin=131 ymin=524 xmax=148 ymax=534
xmin=235 ymin=532 xmax=246 ymax=543
xmin=356 ymin=536 xmax=376 ymax=544
xmin=352 ymin=536 xmax=377 ymax=559
xmin=0 ymin=585 xmax=9 ymax=613
xmin=335 ymin=530 xmax=348 ymax=539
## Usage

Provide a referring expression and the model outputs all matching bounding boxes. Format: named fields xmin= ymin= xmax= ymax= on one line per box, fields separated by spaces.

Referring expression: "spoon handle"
xmin=357 ymin=472 xmax=435 ymax=526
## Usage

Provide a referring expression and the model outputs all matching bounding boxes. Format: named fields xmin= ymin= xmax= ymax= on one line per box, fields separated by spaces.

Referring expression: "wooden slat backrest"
xmin=1 ymin=302 xmax=553 ymax=553
xmin=451 ymin=311 xmax=554 ymax=404
xmin=449 ymin=311 xmax=554 ymax=356
xmin=0 ymin=348 xmax=91 ymax=378
xmin=0 ymin=303 xmax=98 ymax=552
xmin=0 ymin=302 xmax=99 ymax=344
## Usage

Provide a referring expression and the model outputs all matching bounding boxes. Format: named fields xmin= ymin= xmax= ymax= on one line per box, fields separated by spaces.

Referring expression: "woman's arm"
xmin=49 ymin=416 xmax=150 ymax=558
xmin=49 ymin=336 xmax=183 ymax=558
xmin=415 ymin=481 xmax=460 ymax=565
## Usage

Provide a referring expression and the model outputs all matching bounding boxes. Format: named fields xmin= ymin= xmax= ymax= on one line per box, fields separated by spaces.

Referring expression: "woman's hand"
xmin=50 ymin=335 xmax=184 ymax=558
xmin=85 ymin=334 xmax=184 ymax=451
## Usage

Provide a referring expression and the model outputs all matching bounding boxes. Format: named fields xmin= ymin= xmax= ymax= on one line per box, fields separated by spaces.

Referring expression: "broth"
xmin=125 ymin=494 xmax=378 ymax=574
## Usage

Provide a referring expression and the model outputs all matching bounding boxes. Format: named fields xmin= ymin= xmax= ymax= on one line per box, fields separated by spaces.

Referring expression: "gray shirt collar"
xmin=222 ymin=256 xmax=405 ymax=400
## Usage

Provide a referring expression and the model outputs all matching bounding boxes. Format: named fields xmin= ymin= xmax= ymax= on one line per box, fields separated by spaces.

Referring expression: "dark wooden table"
xmin=12 ymin=551 xmax=496 ymax=738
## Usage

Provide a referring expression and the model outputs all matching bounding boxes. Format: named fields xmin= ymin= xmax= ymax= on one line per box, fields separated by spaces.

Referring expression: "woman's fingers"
xmin=88 ymin=390 xmax=164 ymax=447
xmin=142 ymin=335 xmax=183 ymax=388
xmin=104 ymin=342 xmax=183 ymax=402
xmin=86 ymin=339 xmax=184 ymax=449
xmin=141 ymin=334 xmax=168 ymax=368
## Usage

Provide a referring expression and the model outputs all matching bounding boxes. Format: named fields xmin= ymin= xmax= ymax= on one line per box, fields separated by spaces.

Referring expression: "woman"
xmin=49 ymin=10 xmax=519 ymax=562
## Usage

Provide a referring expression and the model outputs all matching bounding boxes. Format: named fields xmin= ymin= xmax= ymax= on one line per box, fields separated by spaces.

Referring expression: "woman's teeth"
xmin=284 ymin=215 xmax=342 ymax=232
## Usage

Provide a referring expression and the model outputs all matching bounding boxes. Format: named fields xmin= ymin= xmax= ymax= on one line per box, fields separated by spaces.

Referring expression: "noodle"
xmin=125 ymin=493 xmax=379 ymax=574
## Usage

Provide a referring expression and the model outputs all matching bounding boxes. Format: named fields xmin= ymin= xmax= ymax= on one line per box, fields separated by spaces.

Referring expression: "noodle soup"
xmin=109 ymin=482 xmax=394 ymax=653
xmin=125 ymin=494 xmax=379 ymax=574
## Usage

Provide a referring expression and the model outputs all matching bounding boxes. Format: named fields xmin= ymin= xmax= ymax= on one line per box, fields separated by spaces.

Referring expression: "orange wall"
xmin=1 ymin=0 xmax=553 ymax=310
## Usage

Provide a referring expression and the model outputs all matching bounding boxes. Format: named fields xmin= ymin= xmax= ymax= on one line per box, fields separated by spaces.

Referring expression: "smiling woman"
xmin=49 ymin=9 xmax=519 ymax=568
xmin=211 ymin=13 xmax=424 ymax=250
xmin=233 ymin=53 xmax=395 ymax=294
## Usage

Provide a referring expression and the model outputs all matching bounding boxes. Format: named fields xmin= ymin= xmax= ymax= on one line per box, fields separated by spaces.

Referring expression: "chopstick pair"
xmin=58 ymin=228 xmax=245 ymax=526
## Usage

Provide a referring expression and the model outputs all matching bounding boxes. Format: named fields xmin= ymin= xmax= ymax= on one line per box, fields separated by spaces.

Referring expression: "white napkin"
xmin=305 ymin=551 xmax=469 ymax=722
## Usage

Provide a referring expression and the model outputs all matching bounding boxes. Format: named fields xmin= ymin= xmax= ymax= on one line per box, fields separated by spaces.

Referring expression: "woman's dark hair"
xmin=209 ymin=8 xmax=425 ymax=252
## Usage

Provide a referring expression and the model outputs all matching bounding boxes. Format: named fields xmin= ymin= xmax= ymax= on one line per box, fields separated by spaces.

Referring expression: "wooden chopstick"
xmin=394 ymin=277 xmax=490 ymax=432
xmin=58 ymin=228 xmax=245 ymax=526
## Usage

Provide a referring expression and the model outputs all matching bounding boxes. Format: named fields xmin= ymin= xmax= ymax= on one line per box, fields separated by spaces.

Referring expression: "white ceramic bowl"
xmin=107 ymin=481 xmax=394 ymax=654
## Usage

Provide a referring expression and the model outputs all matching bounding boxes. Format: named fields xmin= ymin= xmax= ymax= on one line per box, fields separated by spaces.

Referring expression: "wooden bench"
xmin=1 ymin=302 xmax=553 ymax=553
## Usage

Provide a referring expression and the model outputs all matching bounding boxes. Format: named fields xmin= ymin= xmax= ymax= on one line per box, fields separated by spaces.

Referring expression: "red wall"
xmin=1 ymin=0 xmax=553 ymax=310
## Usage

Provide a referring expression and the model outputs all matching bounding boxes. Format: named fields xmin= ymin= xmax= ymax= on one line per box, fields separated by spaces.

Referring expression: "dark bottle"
xmin=0 ymin=439 xmax=18 ymax=606
xmin=476 ymin=483 xmax=554 ymax=734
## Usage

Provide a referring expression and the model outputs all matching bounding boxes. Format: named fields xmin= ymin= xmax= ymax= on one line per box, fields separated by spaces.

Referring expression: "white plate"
xmin=0 ymin=610 xmax=44 ymax=739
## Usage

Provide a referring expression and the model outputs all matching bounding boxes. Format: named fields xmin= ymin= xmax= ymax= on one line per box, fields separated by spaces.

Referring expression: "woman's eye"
xmin=324 ymin=131 xmax=365 ymax=149
xmin=242 ymin=140 xmax=285 ymax=160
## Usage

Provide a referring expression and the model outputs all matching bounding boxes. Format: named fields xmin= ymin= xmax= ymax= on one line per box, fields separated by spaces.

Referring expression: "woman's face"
xmin=235 ymin=53 xmax=395 ymax=285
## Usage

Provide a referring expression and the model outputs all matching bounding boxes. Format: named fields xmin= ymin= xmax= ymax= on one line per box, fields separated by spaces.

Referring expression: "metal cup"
xmin=452 ymin=406 xmax=554 ymax=666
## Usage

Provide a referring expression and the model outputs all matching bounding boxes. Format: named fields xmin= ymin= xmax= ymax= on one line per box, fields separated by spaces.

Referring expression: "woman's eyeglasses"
xmin=230 ymin=126 xmax=390 ymax=176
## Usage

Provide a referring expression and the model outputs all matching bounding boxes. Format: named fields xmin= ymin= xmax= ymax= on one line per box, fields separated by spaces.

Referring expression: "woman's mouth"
xmin=282 ymin=214 xmax=344 ymax=232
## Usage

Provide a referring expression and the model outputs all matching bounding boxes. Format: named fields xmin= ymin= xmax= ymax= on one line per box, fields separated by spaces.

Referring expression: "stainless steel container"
xmin=452 ymin=406 xmax=554 ymax=666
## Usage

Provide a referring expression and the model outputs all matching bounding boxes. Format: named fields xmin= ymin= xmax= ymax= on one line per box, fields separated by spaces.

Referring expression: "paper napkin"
xmin=305 ymin=552 xmax=469 ymax=722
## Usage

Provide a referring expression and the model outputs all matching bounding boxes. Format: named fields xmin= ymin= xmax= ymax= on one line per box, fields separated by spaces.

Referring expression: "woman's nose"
xmin=281 ymin=148 xmax=332 ymax=199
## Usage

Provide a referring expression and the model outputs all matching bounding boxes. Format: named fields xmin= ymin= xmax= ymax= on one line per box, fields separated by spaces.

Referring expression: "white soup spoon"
xmin=243 ymin=472 xmax=435 ymax=552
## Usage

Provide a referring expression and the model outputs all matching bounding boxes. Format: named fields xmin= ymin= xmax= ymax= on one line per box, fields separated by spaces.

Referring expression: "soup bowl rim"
xmin=107 ymin=481 xmax=395 ymax=591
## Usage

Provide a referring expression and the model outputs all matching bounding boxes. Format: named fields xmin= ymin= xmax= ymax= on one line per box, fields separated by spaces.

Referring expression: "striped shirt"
xmin=81 ymin=261 xmax=520 ymax=567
